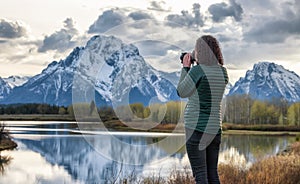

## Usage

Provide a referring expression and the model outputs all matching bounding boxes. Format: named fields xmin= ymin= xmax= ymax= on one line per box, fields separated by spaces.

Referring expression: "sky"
xmin=0 ymin=0 xmax=300 ymax=84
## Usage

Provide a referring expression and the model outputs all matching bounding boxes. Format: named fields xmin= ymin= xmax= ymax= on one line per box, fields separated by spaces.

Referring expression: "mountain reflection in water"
xmin=0 ymin=121 xmax=295 ymax=184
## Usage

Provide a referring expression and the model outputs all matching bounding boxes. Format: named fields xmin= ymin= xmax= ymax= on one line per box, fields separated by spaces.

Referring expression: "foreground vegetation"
xmin=109 ymin=142 xmax=300 ymax=184
xmin=218 ymin=141 xmax=300 ymax=184
xmin=0 ymin=122 xmax=17 ymax=151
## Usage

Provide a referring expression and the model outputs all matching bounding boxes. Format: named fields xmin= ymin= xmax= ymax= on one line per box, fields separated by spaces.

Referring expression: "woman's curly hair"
xmin=195 ymin=35 xmax=224 ymax=66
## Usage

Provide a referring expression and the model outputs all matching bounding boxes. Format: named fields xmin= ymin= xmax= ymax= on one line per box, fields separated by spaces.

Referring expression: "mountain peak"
xmin=1 ymin=34 xmax=178 ymax=106
xmin=63 ymin=47 xmax=83 ymax=67
xmin=229 ymin=61 xmax=300 ymax=102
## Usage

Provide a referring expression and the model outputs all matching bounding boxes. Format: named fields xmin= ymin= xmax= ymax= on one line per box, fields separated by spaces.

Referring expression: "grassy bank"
xmin=1 ymin=114 xmax=300 ymax=135
xmin=223 ymin=123 xmax=300 ymax=132
xmin=0 ymin=122 xmax=17 ymax=151
xmin=0 ymin=138 xmax=17 ymax=151
xmin=222 ymin=123 xmax=300 ymax=136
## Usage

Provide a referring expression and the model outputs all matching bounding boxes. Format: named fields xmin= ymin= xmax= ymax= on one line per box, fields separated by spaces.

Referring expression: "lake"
xmin=0 ymin=121 xmax=296 ymax=184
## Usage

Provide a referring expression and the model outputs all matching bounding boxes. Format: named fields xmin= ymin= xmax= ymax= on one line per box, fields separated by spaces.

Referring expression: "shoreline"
xmin=222 ymin=130 xmax=300 ymax=136
xmin=1 ymin=115 xmax=300 ymax=136
xmin=0 ymin=114 xmax=75 ymax=121
xmin=0 ymin=138 xmax=17 ymax=151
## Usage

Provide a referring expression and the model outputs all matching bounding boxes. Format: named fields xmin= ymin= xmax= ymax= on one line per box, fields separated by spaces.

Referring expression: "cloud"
xmin=208 ymin=0 xmax=243 ymax=22
xmin=134 ymin=40 xmax=179 ymax=57
xmin=216 ymin=34 xmax=235 ymax=42
xmin=128 ymin=11 xmax=153 ymax=20
xmin=147 ymin=1 xmax=170 ymax=12
xmin=88 ymin=8 xmax=154 ymax=34
xmin=165 ymin=3 xmax=204 ymax=28
xmin=244 ymin=18 xmax=300 ymax=43
xmin=243 ymin=0 xmax=300 ymax=43
xmin=235 ymin=0 xmax=275 ymax=14
xmin=0 ymin=19 xmax=27 ymax=39
xmin=0 ymin=37 xmax=45 ymax=67
xmin=88 ymin=9 xmax=127 ymax=34
xmin=38 ymin=18 xmax=78 ymax=53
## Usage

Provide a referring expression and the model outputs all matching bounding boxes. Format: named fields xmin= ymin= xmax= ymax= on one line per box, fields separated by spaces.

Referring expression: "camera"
xmin=180 ymin=52 xmax=196 ymax=64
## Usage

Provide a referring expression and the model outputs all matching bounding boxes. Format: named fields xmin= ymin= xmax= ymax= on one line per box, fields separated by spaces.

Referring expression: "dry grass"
xmin=167 ymin=167 xmax=194 ymax=184
xmin=290 ymin=142 xmax=300 ymax=155
xmin=245 ymin=154 xmax=300 ymax=184
xmin=219 ymin=164 xmax=246 ymax=184
xmin=118 ymin=141 xmax=300 ymax=184
xmin=219 ymin=141 xmax=300 ymax=184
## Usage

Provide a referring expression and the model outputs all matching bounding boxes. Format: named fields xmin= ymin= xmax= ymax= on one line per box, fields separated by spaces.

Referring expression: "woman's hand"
xmin=182 ymin=53 xmax=192 ymax=67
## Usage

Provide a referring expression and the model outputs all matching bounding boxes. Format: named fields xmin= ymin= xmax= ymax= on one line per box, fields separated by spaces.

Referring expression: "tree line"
xmin=0 ymin=103 xmax=61 ymax=114
xmin=1 ymin=97 xmax=299 ymax=126
xmin=224 ymin=94 xmax=300 ymax=126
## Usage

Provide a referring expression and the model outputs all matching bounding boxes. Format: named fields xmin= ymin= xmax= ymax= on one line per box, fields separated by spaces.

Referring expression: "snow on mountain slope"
xmin=228 ymin=62 xmax=300 ymax=102
xmin=1 ymin=35 xmax=179 ymax=106
xmin=0 ymin=77 xmax=11 ymax=100
xmin=3 ymin=76 xmax=31 ymax=88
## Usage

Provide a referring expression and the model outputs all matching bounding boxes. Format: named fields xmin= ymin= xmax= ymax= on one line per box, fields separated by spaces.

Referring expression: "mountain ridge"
xmin=0 ymin=35 xmax=179 ymax=106
xmin=228 ymin=61 xmax=300 ymax=102
xmin=1 ymin=36 xmax=300 ymax=105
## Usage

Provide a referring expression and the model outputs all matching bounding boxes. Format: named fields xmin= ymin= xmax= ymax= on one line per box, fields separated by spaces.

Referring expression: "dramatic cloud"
xmin=0 ymin=19 xmax=27 ymax=38
xmin=244 ymin=18 xmax=300 ymax=43
xmin=243 ymin=0 xmax=300 ymax=43
xmin=128 ymin=11 xmax=153 ymax=20
xmin=208 ymin=0 xmax=243 ymax=22
xmin=165 ymin=3 xmax=204 ymax=28
xmin=147 ymin=1 xmax=170 ymax=12
xmin=88 ymin=9 xmax=153 ymax=33
xmin=38 ymin=18 xmax=78 ymax=53
xmin=236 ymin=0 xmax=275 ymax=14
xmin=88 ymin=9 xmax=127 ymax=33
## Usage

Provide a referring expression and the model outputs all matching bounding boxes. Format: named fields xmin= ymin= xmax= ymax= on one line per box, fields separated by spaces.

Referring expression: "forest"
xmin=224 ymin=94 xmax=300 ymax=126
xmin=0 ymin=95 xmax=299 ymax=126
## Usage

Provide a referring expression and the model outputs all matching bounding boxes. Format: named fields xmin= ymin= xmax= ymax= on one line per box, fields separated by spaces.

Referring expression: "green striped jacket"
xmin=177 ymin=64 xmax=229 ymax=134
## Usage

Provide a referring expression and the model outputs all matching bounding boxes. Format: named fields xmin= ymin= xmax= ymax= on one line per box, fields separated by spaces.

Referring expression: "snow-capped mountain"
xmin=228 ymin=62 xmax=300 ymax=102
xmin=1 ymin=35 xmax=179 ymax=106
xmin=3 ymin=75 xmax=31 ymax=88
xmin=0 ymin=77 xmax=11 ymax=100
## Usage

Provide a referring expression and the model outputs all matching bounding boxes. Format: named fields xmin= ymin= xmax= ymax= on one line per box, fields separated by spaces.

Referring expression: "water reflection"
xmin=219 ymin=147 xmax=250 ymax=169
xmin=0 ymin=144 xmax=79 ymax=184
xmin=0 ymin=121 xmax=296 ymax=183
xmin=221 ymin=135 xmax=291 ymax=163
xmin=0 ymin=134 xmax=294 ymax=183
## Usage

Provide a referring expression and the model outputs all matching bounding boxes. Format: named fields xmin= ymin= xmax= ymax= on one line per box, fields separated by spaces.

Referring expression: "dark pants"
xmin=185 ymin=128 xmax=221 ymax=184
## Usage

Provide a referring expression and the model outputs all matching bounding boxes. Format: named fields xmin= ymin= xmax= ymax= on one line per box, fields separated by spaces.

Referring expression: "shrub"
xmin=219 ymin=164 xmax=246 ymax=184
xmin=245 ymin=155 xmax=300 ymax=184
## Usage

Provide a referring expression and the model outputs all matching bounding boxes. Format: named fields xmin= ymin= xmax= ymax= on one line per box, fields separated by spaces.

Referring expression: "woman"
xmin=177 ymin=35 xmax=229 ymax=184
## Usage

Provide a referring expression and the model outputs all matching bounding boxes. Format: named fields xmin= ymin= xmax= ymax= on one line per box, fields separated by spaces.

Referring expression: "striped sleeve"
xmin=176 ymin=67 xmax=201 ymax=98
